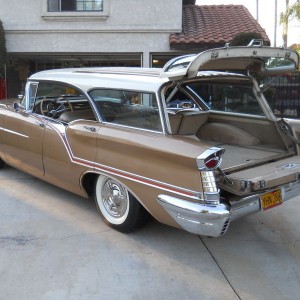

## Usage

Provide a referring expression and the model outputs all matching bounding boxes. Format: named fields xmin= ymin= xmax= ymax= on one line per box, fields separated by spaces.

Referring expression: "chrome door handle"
xmin=36 ymin=122 xmax=45 ymax=128
xmin=84 ymin=126 xmax=96 ymax=132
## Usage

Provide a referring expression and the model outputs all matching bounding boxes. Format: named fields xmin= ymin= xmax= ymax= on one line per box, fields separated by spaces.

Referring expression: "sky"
xmin=196 ymin=0 xmax=300 ymax=47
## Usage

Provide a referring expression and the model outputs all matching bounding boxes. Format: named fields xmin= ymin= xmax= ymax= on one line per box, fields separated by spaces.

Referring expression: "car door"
xmin=33 ymin=80 xmax=101 ymax=195
xmin=42 ymin=119 xmax=100 ymax=195
xmin=1 ymin=105 xmax=45 ymax=177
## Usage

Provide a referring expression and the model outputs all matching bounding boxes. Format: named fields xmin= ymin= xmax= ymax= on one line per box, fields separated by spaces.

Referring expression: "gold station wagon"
xmin=1 ymin=41 xmax=300 ymax=237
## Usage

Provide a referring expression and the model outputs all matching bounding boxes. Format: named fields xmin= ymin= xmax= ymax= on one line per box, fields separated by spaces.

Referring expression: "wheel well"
xmin=81 ymin=172 xmax=98 ymax=197
xmin=82 ymin=172 xmax=145 ymax=209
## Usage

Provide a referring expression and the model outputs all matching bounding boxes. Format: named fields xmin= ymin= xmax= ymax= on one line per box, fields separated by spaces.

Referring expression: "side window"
xmin=188 ymin=82 xmax=264 ymax=116
xmin=89 ymin=89 xmax=162 ymax=132
xmin=32 ymin=82 xmax=95 ymax=122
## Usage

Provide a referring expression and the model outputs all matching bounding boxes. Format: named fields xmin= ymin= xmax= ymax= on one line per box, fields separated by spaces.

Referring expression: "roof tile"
xmin=170 ymin=5 xmax=270 ymax=48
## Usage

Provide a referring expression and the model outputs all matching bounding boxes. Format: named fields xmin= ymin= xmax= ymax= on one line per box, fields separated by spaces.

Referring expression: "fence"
xmin=262 ymin=72 xmax=300 ymax=118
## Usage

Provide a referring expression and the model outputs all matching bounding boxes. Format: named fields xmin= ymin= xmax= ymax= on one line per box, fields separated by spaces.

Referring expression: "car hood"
xmin=160 ymin=42 xmax=299 ymax=81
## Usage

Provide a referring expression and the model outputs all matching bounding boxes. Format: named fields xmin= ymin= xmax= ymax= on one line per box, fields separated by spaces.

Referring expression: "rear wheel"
xmin=94 ymin=175 xmax=148 ymax=232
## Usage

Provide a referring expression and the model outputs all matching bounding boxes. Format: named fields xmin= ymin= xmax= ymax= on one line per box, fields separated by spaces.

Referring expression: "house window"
xmin=77 ymin=0 xmax=103 ymax=11
xmin=48 ymin=0 xmax=103 ymax=12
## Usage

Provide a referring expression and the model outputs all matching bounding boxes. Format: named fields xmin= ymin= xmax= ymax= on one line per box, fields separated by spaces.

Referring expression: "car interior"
xmin=165 ymin=79 xmax=296 ymax=175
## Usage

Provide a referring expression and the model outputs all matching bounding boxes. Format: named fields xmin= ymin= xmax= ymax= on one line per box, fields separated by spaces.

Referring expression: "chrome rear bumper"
xmin=157 ymin=179 xmax=300 ymax=237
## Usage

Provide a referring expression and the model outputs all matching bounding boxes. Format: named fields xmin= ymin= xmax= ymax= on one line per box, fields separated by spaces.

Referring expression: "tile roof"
xmin=170 ymin=5 xmax=270 ymax=50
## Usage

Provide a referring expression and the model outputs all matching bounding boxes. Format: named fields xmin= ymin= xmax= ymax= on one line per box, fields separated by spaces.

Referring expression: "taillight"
xmin=196 ymin=147 xmax=224 ymax=205
xmin=205 ymin=157 xmax=220 ymax=169
xmin=201 ymin=171 xmax=218 ymax=193
xmin=197 ymin=147 xmax=225 ymax=171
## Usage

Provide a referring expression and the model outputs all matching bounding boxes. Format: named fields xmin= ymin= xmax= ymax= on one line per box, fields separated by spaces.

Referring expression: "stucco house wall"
xmin=0 ymin=0 xmax=183 ymax=96
xmin=0 ymin=0 xmax=182 ymax=66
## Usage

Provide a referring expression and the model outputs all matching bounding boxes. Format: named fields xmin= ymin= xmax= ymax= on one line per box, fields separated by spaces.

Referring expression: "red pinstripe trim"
xmin=33 ymin=115 xmax=200 ymax=199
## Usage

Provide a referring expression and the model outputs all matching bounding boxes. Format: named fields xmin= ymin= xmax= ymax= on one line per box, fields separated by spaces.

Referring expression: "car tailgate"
xmin=218 ymin=155 xmax=300 ymax=196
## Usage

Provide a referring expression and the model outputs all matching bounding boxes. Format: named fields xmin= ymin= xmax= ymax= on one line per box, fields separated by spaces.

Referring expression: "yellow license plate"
xmin=260 ymin=189 xmax=283 ymax=210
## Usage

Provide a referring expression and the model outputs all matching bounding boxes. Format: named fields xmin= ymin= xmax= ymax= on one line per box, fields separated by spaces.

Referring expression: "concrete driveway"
xmin=1 ymin=166 xmax=300 ymax=300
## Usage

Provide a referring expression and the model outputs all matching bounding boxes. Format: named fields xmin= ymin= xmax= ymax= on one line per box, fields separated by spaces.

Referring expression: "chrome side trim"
xmin=0 ymin=127 xmax=29 ymax=139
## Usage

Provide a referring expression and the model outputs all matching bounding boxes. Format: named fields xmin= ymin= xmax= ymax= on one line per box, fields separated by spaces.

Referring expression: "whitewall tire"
xmin=94 ymin=175 xmax=149 ymax=232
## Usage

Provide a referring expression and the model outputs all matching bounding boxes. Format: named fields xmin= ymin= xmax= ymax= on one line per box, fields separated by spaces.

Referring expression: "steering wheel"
xmin=40 ymin=97 xmax=73 ymax=118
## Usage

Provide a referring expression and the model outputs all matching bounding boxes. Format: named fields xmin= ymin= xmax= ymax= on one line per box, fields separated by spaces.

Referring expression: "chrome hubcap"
xmin=102 ymin=179 xmax=128 ymax=218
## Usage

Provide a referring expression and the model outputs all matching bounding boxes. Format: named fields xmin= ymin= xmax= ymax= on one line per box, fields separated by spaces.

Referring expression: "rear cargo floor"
xmin=217 ymin=145 xmax=300 ymax=195
xmin=219 ymin=144 xmax=291 ymax=172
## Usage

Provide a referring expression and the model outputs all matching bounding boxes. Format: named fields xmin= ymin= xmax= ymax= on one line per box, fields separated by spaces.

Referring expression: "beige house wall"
xmin=0 ymin=0 xmax=184 ymax=96
xmin=0 ymin=0 xmax=182 ymax=67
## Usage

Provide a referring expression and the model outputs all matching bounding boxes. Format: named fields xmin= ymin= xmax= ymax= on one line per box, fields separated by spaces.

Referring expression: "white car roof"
xmin=29 ymin=67 xmax=249 ymax=93
xmin=29 ymin=67 xmax=168 ymax=93
xmin=28 ymin=42 xmax=299 ymax=93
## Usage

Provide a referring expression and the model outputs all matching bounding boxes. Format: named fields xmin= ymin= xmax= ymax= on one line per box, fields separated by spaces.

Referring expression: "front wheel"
xmin=94 ymin=175 xmax=148 ymax=233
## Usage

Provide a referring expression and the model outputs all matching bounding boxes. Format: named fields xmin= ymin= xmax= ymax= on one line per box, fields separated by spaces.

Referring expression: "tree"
xmin=230 ymin=32 xmax=270 ymax=46
xmin=281 ymin=1 xmax=300 ymax=21
xmin=280 ymin=1 xmax=300 ymax=47
xmin=0 ymin=20 xmax=6 ymax=69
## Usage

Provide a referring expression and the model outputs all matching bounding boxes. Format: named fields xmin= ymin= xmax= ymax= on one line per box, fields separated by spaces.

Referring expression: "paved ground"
xmin=1 ymin=166 xmax=300 ymax=300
